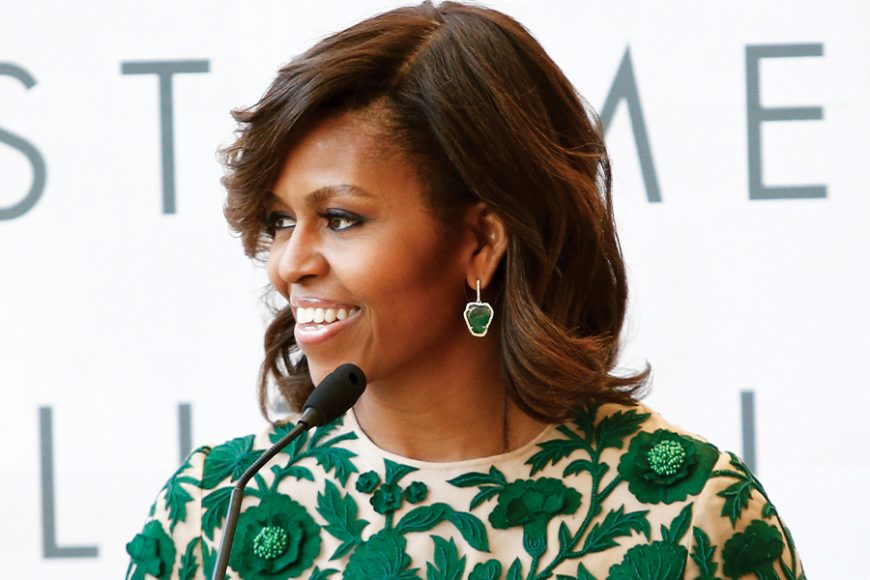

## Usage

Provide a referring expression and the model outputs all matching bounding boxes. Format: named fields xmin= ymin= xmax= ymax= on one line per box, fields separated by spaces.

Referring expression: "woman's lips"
xmin=293 ymin=306 xmax=360 ymax=348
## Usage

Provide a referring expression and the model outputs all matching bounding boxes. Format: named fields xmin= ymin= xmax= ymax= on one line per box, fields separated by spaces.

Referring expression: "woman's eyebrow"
xmin=265 ymin=184 xmax=375 ymax=207
xmin=306 ymin=184 xmax=375 ymax=206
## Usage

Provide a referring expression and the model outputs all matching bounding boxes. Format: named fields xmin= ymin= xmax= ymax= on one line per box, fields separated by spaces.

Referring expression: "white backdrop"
xmin=2 ymin=1 xmax=867 ymax=577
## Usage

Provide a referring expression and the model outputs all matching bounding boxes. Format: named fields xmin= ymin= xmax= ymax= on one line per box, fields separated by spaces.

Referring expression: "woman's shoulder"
xmin=125 ymin=415 xmax=363 ymax=580
xmin=542 ymin=400 xmax=805 ymax=579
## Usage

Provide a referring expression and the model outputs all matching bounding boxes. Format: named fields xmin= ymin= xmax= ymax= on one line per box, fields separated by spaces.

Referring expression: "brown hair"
xmin=221 ymin=1 xmax=648 ymax=422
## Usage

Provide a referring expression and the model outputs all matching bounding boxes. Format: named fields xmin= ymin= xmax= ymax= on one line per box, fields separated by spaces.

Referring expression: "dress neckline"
xmin=344 ymin=407 xmax=557 ymax=472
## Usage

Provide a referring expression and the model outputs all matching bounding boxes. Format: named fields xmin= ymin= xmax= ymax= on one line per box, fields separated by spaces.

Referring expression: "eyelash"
xmin=265 ymin=209 xmax=364 ymax=237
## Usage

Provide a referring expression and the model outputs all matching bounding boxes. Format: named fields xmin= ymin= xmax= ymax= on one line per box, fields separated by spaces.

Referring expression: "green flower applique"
xmin=228 ymin=493 xmax=321 ymax=579
xmin=355 ymin=470 xmax=380 ymax=493
xmin=344 ymin=530 xmax=420 ymax=580
xmin=606 ymin=541 xmax=688 ymax=580
xmin=125 ymin=520 xmax=176 ymax=580
xmin=722 ymin=519 xmax=785 ymax=578
xmin=618 ymin=429 xmax=718 ymax=504
xmin=403 ymin=481 xmax=428 ymax=504
xmin=489 ymin=477 xmax=581 ymax=556
xmin=371 ymin=483 xmax=404 ymax=514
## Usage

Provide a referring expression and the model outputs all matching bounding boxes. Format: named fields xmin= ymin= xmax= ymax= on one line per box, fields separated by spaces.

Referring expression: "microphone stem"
xmin=212 ymin=420 xmax=310 ymax=580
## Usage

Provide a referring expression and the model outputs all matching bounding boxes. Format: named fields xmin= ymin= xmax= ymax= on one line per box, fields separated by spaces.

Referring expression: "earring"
xmin=464 ymin=279 xmax=494 ymax=337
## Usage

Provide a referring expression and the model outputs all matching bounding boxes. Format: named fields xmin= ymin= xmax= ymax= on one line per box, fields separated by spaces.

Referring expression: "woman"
xmin=126 ymin=2 xmax=803 ymax=578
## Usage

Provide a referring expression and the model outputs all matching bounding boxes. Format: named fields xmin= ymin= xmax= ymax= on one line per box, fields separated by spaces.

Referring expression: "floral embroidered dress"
xmin=126 ymin=402 xmax=804 ymax=579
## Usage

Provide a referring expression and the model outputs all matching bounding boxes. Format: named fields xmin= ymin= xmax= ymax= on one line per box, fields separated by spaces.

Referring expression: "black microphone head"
xmin=300 ymin=363 xmax=367 ymax=427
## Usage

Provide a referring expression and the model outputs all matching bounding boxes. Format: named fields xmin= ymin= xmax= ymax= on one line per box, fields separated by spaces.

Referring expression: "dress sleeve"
xmin=125 ymin=446 xmax=213 ymax=580
xmin=685 ymin=451 xmax=805 ymax=580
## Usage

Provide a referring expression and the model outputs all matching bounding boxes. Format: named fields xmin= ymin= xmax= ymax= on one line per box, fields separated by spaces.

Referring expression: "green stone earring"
xmin=463 ymin=279 xmax=494 ymax=337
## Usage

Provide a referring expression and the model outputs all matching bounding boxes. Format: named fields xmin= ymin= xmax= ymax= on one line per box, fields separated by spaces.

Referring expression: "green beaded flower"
xmin=228 ymin=493 xmax=321 ymax=579
xmin=355 ymin=470 xmax=380 ymax=494
xmin=489 ymin=478 xmax=581 ymax=557
xmin=403 ymin=481 xmax=428 ymax=504
xmin=618 ymin=429 xmax=718 ymax=504
xmin=371 ymin=483 xmax=403 ymax=514
xmin=722 ymin=519 xmax=785 ymax=578
xmin=125 ymin=520 xmax=176 ymax=580
xmin=607 ymin=541 xmax=688 ymax=579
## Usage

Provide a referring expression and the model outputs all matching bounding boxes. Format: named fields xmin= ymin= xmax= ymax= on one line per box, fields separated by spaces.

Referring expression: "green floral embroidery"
xmin=252 ymin=526 xmax=290 ymax=559
xmin=469 ymin=559 xmax=502 ymax=580
xmin=228 ymin=493 xmax=321 ymax=579
xmin=268 ymin=417 xmax=359 ymax=488
xmin=343 ymin=530 xmax=419 ymax=579
xmin=372 ymin=483 xmax=404 ymax=514
xmin=607 ymin=541 xmax=688 ymax=579
xmin=355 ymin=470 xmax=380 ymax=493
xmin=618 ymin=429 xmax=718 ymax=504
xmin=646 ymin=439 xmax=687 ymax=476
xmin=451 ymin=404 xmax=653 ymax=579
xmin=404 ymin=481 xmax=428 ymax=504
xmin=722 ymin=519 xmax=785 ymax=579
xmin=125 ymin=521 xmax=176 ymax=580
xmin=201 ymin=435 xmax=262 ymax=489
xmin=489 ymin=478 xmax=581 ymax=556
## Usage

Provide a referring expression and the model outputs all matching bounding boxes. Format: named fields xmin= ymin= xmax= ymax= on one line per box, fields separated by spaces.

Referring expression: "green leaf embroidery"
xmin=505 ymin=558 xmax=523 ymax=580
xmin=162 ymin=475 xmax=196 ymax=532
xmin=661 ymin=504 xmax=692 ymax=544
xmin=557 ymin=521 xmax=571 ymax=552
xmin=396 ymin=504 xmax=451 ymax=533
xmin=444 ymin=510 xmax=490 ymax=552
xmin=690 ymin=527 xmax=719 ymax=578
xmin=526 ymin=438 xmax=582 ymax=476
xmin=581 ymin=506 xmax=651 ymax=554
xmin=571 ymin=403 xmax=599 ymax=438
xmin=447 ymin=466 xmax=506 ymax=488
xmin=385 ymin=459 xmax=419 ymax=486
xmin=201 ymin=435 xmax=262 ymax=489
xmin=178 ymin=538 xmax=198 ymax=580
xmin=200 ymin=539 xmax=224 ymax=580
xmin=271 ymin=463 xmax=314 ymax=482
xmin=576 ymin=562 xmax=596 ymax=580
xmin=201 ymin=486 xmax=233 ymax=541
xmin=310 ymin=566 xmax=340 ymax=580
xmin=563 ymin=458 xmax=608 ymax=479
xmin=593 ymin=409 xmax=650 ymax=451
xmin=317 ymin=480 xmax=369 ymax=560
xmin=469 ymin=487 xmax=501 ymax=510
xmin=717 ymin=479 xmax=754 ymax=526
xmin=426 ymin=536 xmax=466 ymax=580
xmin=395 ymin=504 xmax=490 ymax=552
xmin=269 ymin=421 xmax=308 ymax=448
xmin=308 ymin=446 xmax=359 ymax=487
xmin=469 ymin=560 xmax=502 ymax=580
xmin=307 ymin=417 xmax=344 ymax=448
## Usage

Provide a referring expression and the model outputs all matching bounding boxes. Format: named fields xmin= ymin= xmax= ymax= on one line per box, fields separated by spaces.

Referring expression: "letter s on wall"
xmin=0 ymin=63 xmax=46 ymax=220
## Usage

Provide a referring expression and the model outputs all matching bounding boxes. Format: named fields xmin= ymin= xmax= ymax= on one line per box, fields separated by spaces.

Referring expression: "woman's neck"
xmin=350 ymin=343 xmax=549 ymax=462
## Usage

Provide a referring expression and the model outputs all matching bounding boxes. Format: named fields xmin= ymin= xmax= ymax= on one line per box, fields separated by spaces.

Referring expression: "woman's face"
xmin=266 ymin=111 xmax=471 ymax=386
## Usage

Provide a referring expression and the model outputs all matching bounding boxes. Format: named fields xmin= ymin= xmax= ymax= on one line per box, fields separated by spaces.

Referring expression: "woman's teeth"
xmin=295 ymin=306 xmax=357 ymax=324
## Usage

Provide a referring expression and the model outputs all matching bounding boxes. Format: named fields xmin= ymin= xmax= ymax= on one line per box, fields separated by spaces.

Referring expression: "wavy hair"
xmin=221 ymin=1 xmax=648 ymax=421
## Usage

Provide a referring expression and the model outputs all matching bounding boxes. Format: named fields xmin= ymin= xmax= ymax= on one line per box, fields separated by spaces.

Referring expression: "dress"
xmin=125 ymin=401 xmax=804 ymax=579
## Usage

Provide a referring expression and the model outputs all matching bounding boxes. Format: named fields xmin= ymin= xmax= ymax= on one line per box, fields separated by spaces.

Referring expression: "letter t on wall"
xmin=746 ymin=44 xmax=826 ymax=200
xmin=121 ymin=60 xmax=210 ymax=214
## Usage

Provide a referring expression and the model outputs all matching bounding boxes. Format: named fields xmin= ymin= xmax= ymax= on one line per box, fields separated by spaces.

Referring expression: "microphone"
xmin=211 ymin=363 xmax=367 ymax=580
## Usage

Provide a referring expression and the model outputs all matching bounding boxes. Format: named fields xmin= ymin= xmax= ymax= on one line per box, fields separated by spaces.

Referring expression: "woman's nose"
xmin=270 ymin=226 xmax=328 ymax=285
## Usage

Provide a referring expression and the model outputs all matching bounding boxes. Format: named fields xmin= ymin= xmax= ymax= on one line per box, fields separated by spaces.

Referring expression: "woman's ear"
xmin=463 ymin=202 xmax=508 ymax=290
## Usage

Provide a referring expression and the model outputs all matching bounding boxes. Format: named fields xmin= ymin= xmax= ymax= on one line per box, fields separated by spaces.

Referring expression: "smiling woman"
xmin=126 ymin=2 xmax=804 ymax=579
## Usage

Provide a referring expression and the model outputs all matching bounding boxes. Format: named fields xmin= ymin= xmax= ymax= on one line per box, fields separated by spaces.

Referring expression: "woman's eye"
xmin=267 ymin=212 xmax=296 ymax=235
xmin=325 ymin=211 xmax=363 ymax=232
